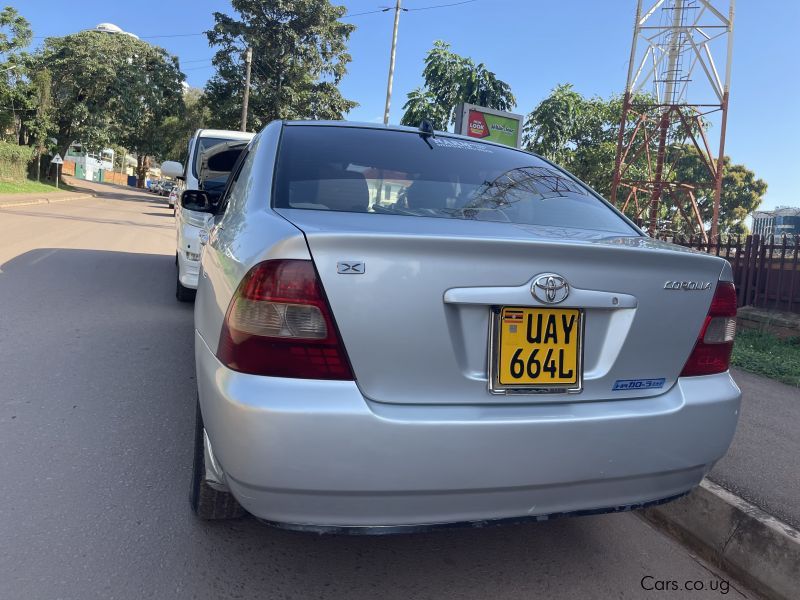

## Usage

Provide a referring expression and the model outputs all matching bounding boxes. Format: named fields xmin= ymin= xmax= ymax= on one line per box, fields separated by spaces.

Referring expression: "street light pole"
xmin=383 ymin=0 xmax=404 ymax=125
xmin=240 ymin=47 xmax=253 ymax=132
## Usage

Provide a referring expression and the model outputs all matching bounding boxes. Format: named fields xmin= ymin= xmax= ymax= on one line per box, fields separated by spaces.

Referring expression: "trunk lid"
xmin=278 ymin=208 xmax=727 ymax=404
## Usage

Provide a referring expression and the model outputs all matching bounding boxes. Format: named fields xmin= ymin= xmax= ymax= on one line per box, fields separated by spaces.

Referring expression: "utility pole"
xmin=240 ymin=47 xmax=253 ymax=132
xmin=383 ymin=0 xmax=404 ymax=125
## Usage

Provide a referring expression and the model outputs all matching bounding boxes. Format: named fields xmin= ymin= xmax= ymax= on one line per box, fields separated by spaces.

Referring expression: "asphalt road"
xmin=0 ymin=183 xmax=754 ymax=599
xmin=710 ymin=368 xmax=800 ymax=529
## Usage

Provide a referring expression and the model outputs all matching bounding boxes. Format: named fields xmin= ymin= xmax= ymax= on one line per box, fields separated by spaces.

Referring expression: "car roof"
xmin=281 ymin=120 xmax=529 ymax=155
xmin=193 ymin=128 xmax=255 ymax=141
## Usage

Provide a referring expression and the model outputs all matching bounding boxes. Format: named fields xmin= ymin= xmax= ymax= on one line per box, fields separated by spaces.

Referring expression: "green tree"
xmin=0 ymin=5 xmax=30 ymax=55
xmin=160 ymin=87 xmax=210 ymax=162
xmin=523 ymin=84 xmax=609 ymax=164
xmin=204 ymin=0 xmax=357 ymax=130
xmin=30 ymin=31 xmax=184 ymax=184
xmin=400 ymin=40 xmax=516 ymax=131
xmin=111 ymin=42 xmax=185 ymax=185
xmin=523 ymin=84 xmax=767 ymax=236
xmin=670 ymin=151 xmax=767 ymax=236
xmin=27 ymin=68 xmax=53 ymax=181
xmin=0 ymin=6 xmax=32 ymax=140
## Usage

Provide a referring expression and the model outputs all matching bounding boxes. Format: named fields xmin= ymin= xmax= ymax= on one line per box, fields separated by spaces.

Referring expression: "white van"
xmin=162 ymin=129 xmax=254 ymax=301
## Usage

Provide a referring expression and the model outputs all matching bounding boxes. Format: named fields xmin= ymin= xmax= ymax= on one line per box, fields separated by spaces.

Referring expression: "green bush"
xmin=0 ymin=142 xmax=34 ymax=182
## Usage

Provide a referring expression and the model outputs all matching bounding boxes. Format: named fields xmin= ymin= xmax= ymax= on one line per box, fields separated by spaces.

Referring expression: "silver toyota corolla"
xmin=190 ymin=121 xmax=740 ymax=531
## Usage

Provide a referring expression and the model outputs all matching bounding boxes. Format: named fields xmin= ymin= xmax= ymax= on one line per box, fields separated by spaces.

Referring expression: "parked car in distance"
xmin=159 ymin=181 xmax=175 ymax=197
xmin=189 ymin=121 xmax=741 ymax=531
xmin=161 ymin=129 xmax=254 ymax=302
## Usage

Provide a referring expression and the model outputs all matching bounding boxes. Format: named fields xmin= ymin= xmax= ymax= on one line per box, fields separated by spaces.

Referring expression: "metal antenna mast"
xmin=610 ymin=0 xmax=735 ymax=241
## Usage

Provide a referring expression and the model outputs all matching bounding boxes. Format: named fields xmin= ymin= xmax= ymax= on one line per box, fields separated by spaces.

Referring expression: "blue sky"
xmin=21 ymin=0 xmax=799 ymax=210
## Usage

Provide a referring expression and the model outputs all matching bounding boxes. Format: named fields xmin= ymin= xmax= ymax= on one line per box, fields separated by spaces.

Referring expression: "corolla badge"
xmin=664 ymin=281 xmax=712 ymax=291
xmin=532 ymin=273 xmax=570 ymax=304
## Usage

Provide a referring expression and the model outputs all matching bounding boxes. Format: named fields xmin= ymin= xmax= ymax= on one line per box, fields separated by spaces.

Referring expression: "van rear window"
xmin=272 ymin=126 xmax=636 ymax=235
xmin=192 ymin=137 xmax=231 ymax=179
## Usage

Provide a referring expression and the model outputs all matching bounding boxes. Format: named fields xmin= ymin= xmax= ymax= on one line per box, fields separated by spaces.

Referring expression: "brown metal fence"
xmin=657 ymin=234 xmax=800 ymax=314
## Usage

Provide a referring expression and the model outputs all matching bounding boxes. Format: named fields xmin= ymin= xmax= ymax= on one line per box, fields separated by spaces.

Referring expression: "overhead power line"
xmin=341 ymin=0 xmax=478 ymax=18
xmin=32 ymin=1 xmax=481 ymax=41
xmin=407 ymin=0 xmax=479 ymax=11
xmin=140 ymin=32 xmax=207 ymax=39
xmin=340 ymin=9 xmax=390 ymax=19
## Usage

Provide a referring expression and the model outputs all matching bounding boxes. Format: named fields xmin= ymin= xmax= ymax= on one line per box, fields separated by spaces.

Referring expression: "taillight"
xmin=680 ymin=281 xmax=737 ymax=377
xmin=217 ymin=260 xmax=354 ymax=380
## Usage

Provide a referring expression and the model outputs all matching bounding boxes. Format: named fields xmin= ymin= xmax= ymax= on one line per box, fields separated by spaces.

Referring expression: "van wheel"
xmin=176 ymin=278 xmax=195 ymax=302
xmin=190 ymin=400 xmax=246 ymax=520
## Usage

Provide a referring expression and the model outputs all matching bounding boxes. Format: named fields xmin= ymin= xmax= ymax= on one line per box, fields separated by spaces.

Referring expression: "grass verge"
xmin=732 ymin=327 xmax=800 ymax=387
xmin=0 ymin=179 xmax=75 ymax=194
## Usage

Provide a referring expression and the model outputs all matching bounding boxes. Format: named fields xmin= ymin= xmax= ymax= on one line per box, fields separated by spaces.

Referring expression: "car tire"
xmin=176 ymin=278 xmax=196 ymax=302
xmin=190 ymin=400 xmax=246 ymax=520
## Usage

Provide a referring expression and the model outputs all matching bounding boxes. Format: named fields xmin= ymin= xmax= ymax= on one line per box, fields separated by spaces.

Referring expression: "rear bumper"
xmin=195 ymin=331 xmax=741 ymax=529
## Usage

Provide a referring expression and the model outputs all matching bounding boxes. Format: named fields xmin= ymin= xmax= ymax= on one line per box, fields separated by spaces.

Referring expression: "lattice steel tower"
xmin=610 ymin=0 xmax=735 ymax=241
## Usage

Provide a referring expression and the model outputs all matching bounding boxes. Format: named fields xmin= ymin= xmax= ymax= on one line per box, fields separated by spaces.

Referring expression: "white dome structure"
xmin=89 ymin=22 xmax=140 ymax=39
xmin=95 ymin=23 xmax=122 ymax=33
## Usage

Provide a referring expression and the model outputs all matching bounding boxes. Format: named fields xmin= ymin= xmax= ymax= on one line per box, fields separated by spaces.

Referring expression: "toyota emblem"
xmin=531 ymin=273 xmax=570 ymax=304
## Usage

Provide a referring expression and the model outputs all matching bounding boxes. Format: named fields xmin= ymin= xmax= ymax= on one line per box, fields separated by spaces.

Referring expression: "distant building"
xmin=752 ymin=207 xmax=800 ymax=238
xmin=65 ymin=143 xmax=114 ymax=182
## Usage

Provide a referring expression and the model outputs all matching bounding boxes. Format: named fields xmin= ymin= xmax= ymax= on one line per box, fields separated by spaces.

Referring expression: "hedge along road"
xmin=0 ymin=182 xmax=753 ymax=600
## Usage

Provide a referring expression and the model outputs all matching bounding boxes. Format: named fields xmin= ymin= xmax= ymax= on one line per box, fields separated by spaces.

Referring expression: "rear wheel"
xmin=176 ymin=278 xmax=195 ymax=302
xmin=190 ymin=400 xmax=246 ymax=520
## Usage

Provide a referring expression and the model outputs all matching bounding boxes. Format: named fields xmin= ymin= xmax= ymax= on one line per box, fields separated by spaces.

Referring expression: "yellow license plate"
xmin=496 ymin=307 xmax=581 ymax=389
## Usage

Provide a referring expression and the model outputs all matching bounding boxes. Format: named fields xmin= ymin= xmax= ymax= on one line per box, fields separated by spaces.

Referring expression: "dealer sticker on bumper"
xmin=612 ymin=378 xmax=666 ymax=391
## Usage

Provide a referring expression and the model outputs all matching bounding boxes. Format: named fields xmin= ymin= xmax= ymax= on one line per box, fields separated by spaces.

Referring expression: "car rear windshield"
xmin=273 ymin=126 xmax=636 ymax=235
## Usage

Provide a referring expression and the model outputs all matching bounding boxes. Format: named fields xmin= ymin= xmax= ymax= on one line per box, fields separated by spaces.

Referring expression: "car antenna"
xmin=418 ymin=120 xmax=435 ymax=149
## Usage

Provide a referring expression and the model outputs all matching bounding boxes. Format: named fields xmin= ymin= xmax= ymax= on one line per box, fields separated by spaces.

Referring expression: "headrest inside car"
xmin=316 ymin=169 xmax=370 ymax=212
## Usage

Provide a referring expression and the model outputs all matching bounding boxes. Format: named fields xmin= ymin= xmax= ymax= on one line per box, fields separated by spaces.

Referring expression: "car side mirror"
xmin=181 ymin=190 xmax=214 ymax=212
xmin=161 ymin=160 xmax=184 ymax=179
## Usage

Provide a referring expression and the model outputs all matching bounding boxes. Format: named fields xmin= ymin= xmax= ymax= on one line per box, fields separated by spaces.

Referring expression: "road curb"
xmin=0 ymin=192 xmax=95 ymax=209
xmin=641 ymin=479 xmax=800 ymax=600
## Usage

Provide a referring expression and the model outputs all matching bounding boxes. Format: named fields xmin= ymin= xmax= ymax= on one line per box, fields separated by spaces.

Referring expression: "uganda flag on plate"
xmin=503 ymin=309 xmax=524 ymax=323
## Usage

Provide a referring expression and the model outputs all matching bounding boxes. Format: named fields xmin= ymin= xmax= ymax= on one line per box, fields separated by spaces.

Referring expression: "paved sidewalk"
xmin=0 ymin=177 xmax=161 ymax=209
xmin=710 ymin=367 xmax=800 ymax=529
xmin=0 ymin=186 xmax=93 ymax=208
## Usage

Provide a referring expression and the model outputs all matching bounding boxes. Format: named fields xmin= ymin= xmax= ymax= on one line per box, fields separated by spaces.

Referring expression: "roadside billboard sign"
xmin=454 ymin=103 xmax=524 ymax=148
